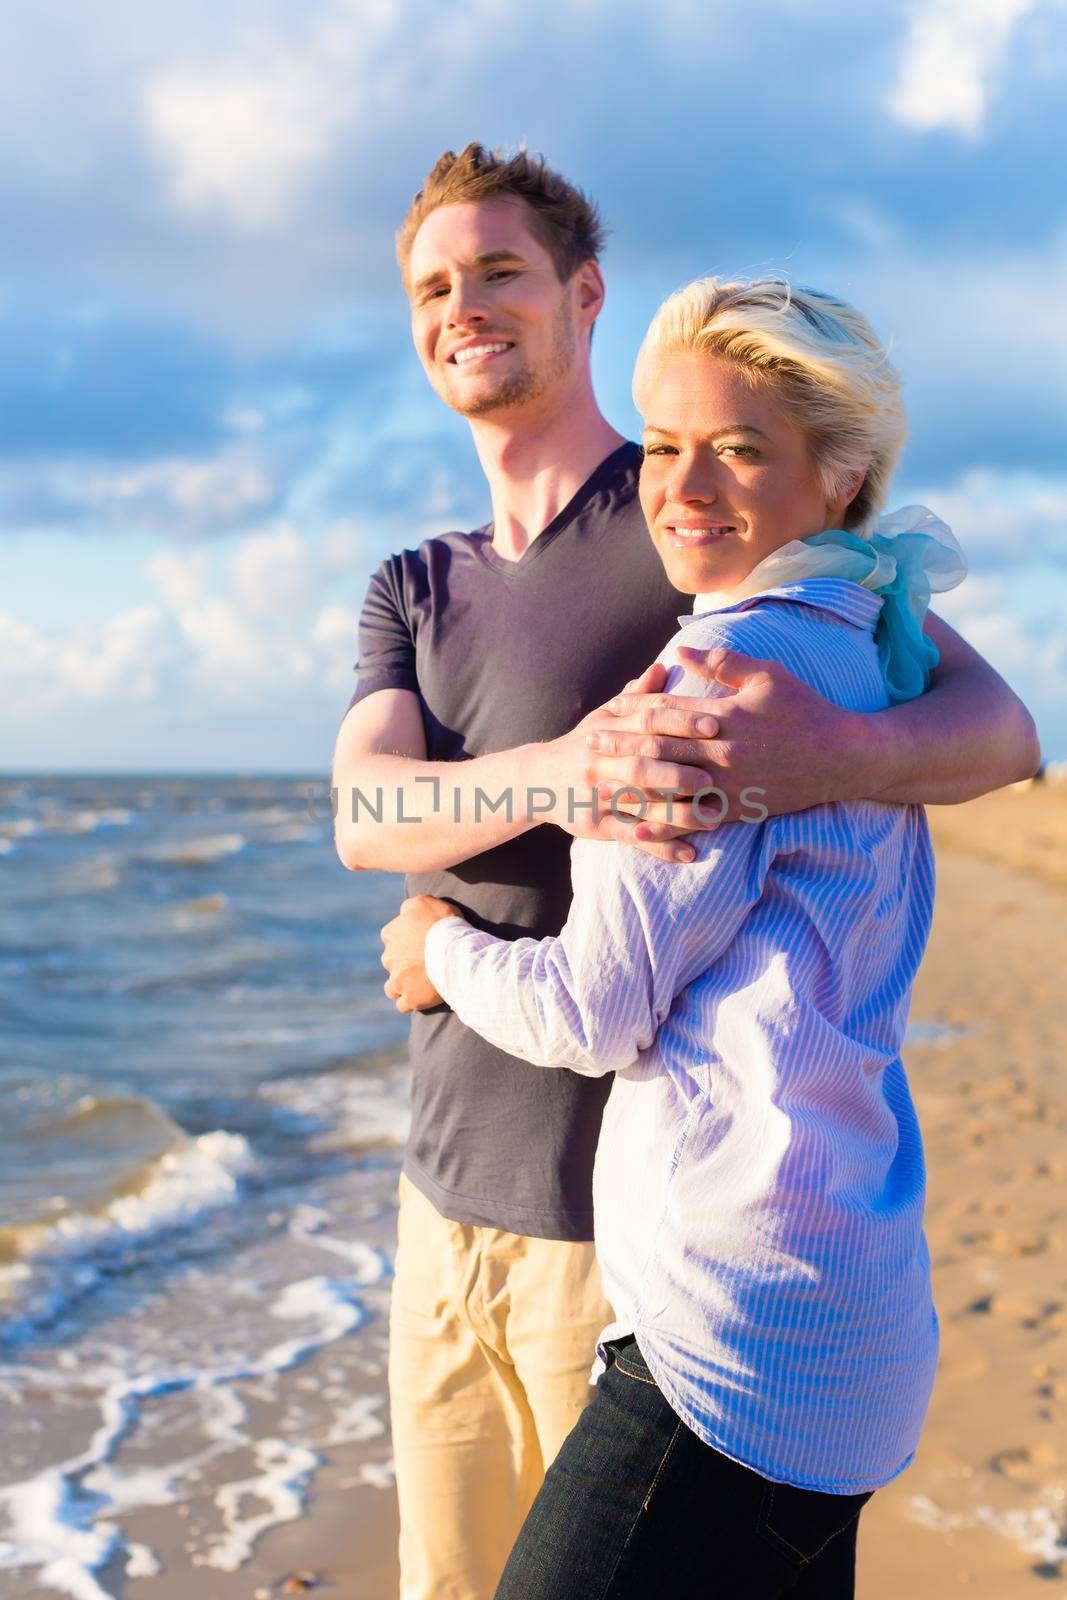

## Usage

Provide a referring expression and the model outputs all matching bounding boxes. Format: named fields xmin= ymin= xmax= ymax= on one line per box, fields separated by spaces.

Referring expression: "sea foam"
xmin=1 ymin=1130 xmax=257 ymax=1345
xmin=0 ymin=1267 xmax=381 ymax=1599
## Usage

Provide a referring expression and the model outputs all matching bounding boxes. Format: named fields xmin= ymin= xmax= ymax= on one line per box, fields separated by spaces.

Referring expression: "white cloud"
xmin=902 ymin=468 xmax=1067 ymax=566
xmin=145 ymin=63 xmax=341 ymax=230
xmin=888 ymin=0 xmax=1044 ymax=136
xmin=175 ymin=596 xmax=275 ymax=683
xmin=140 ymin=0 xmax=407 ymax=231
xmin=311 ymin=602 xmax=363 ymax=691
xmin=90 ymin=453 xmax=277 ymax=527
xmin=145 ymin=549 xmax=207 ymax=609
xmin=230 ymin=524 xmax=319 ymax=617
xmin=899 ymin=469 xmax=1067 ymax=759
xmin=0 ymin=449 xmax=281 ymax=539
xmin=0 ymin=604 xmax=173 ymax=712
xmin=63 ymin=605 xmax=169 ymax=701
xmin=0 ymin=520 xmax=365 ymax=732
xmin=934 ymin=584 xmax=1067 ymax=754
xmin=320 ymin=519 xmax=364 ymax=572
xmin=0 ymin=611 xmax=53 ymax=692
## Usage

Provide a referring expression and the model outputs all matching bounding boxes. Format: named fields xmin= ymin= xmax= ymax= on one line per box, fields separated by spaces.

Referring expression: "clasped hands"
xmin=534 ymin=643 xmax=854 ymax=863
xmin=381 ymin=893 xmax=463 ymax=1013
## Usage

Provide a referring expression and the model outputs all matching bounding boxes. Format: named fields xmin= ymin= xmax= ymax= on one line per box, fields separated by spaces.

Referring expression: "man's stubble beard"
xmin=446 ymin=299 xmax=579 ymax=421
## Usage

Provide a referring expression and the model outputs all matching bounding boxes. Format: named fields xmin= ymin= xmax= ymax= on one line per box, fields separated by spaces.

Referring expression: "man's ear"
xmin=574 ymin=259 xmax=606 ymax=330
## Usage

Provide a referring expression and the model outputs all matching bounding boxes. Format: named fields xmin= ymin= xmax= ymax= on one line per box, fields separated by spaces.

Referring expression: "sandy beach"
xmin=6 ymin=785 xmax=1065 ymax=1600
xmin=858 ymin=784 xmax=1067 ymax=1597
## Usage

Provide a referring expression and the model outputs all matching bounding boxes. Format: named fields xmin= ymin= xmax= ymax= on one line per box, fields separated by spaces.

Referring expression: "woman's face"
xmin=639 ymin=352 xmax=848 ymax=596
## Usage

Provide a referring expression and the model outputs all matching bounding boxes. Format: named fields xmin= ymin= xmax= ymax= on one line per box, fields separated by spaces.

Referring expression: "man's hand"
xmin=530 ymin=663 xmax=724 ymax=865
xmin=381 ymin=894 xmax=464 ymax=1013
xmin=601 ymin=644 xmax=868 ymax=833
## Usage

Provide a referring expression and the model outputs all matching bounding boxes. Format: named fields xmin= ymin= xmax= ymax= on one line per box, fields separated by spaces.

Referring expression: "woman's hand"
xmin=381 ymin=894 xmax=464 ymax=1012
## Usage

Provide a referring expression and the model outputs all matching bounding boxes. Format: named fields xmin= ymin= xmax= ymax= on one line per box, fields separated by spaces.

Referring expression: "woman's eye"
xmin=719 ymin=444 xmax=758 ymax=459
xmin=643 ymin=444 xmax=676 ymax=456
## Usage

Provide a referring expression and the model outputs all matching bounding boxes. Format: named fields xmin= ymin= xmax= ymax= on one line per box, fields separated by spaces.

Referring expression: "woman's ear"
xmin=833 ymin=468 xmax=868 ymax=526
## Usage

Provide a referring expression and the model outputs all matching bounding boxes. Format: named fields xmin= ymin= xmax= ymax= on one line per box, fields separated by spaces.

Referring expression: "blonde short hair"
xmin=632 ymin=278 xmax=906 ymax=535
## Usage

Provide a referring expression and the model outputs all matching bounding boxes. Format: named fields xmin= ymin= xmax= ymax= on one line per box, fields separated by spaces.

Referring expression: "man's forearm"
xmin=853 ymin=661 xmax=1040 ymax=807
xmin=334 ymin=746 xmax=545 ymax=872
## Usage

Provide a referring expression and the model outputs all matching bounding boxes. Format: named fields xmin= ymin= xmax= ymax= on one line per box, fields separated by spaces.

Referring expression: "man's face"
xmin=406 ymin=199 xmax=582 ymax=420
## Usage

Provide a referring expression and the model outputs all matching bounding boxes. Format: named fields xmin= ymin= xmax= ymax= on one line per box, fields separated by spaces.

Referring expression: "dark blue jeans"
xmin=494 ymin=1337 xmax=872 ymax=1600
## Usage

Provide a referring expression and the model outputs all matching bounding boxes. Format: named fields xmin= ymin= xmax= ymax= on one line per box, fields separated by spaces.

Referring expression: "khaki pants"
xmin=388 ymin=1174 xmax=612 ymax=1600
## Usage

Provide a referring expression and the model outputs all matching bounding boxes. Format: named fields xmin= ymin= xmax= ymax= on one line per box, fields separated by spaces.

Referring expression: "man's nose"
xmin=446 ymin=280 xmax=489 ymax=326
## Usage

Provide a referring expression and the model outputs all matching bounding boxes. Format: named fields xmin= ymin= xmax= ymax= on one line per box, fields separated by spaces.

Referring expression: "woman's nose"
xmin=668 ymin=461 xmax=719 ymax=505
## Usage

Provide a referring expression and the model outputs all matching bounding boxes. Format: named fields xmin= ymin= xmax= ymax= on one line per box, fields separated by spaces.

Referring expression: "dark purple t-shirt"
xmin=350 ymin=443 xmax=686 ymax=1239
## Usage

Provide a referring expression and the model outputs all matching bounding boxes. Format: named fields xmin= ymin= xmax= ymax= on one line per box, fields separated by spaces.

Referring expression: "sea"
xmin=0 ymin=774 xmax=410 ymax=1597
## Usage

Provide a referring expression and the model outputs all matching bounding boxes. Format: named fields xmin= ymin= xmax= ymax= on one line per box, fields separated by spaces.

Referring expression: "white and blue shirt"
xmin=425 ymin=578 xmax=940 ymax=1494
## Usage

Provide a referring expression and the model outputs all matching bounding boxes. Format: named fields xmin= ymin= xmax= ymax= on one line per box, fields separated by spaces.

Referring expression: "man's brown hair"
xmin=397 ymin=143 xmax=606 ymax=285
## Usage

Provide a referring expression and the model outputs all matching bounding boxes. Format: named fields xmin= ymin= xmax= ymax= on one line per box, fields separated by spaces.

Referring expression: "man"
xmin=333 ymin=145 xmax=1037 ymax=1600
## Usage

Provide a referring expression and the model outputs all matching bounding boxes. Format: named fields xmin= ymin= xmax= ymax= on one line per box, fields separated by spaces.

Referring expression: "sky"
xmin=2 ymin=0 xmax=1066 ymax=772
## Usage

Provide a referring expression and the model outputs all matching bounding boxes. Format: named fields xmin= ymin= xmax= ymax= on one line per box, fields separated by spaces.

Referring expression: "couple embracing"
xmin=332 ymin=144 xmax=1037 ymax=1600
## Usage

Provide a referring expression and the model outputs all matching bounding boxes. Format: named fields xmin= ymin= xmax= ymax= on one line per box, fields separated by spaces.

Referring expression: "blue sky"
xmin=2 ymin=0 xmax=1066 ymax=771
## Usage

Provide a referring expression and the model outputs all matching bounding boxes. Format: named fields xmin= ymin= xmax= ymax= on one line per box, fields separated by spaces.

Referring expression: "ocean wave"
xmin=0 ymin=818 xmax=38 ymax=839
xmin=262 ymin=1061 xmax=411 ymax=1152
xmin=0 ymin=1269 xmax=378 ymax=1598
xmin=0 ymin=1130 xmax=257 ymax=1346
xmin=111 ymin=934 xmax=275 ymax=993
xmin=0 ymin=1092 xmax=185 ymax=1235
xmin=149 ymin=833 xmax=246 ymax=867
xmin=262 ymin=822 xmax=315 ymax=844
xmin=55 ymin=854 xmax=121 ymax=894
xmin=173 ymin=892 xmax=230 ymax=925
xmin=41 ymin=809 xmax=102 ymax=834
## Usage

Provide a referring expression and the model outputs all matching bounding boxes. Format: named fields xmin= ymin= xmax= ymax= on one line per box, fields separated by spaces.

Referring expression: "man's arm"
xmin=333 ymin=686 xmax=536 ymax=873
xmin=337 ymin=550 xmax=722 ymax=873
xmin=855 ymin=613 xmax=1041 ymax=805
xmin=332 ymin=668 xmax=722 ymax=874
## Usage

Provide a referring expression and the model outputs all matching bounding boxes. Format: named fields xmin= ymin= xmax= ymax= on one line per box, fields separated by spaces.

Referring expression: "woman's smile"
xmin=639 ymin=352 xmax=849 ymax=596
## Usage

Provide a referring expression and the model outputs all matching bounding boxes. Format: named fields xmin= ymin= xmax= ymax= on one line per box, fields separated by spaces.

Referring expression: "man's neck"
xmin=469 ymin=386 xmax=627 ymax=561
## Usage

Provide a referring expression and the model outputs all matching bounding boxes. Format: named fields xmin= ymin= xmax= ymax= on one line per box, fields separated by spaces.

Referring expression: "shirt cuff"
xmin=424 ymin=915 xmax=475 ymax=1002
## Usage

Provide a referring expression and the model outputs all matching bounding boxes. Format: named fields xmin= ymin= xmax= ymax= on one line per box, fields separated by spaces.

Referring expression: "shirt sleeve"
xmin=348 ymin=556 xmax=419 ymax=710
xmin=424 ymin=815 xmax=775 ymax=1077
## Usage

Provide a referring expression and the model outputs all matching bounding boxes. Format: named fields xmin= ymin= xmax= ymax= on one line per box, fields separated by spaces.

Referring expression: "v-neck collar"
xmin=473 ymin=443 xmax=640 ymax=576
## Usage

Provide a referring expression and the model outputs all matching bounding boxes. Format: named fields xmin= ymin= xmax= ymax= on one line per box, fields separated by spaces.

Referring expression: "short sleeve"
xmin=349 ymin=557 xmax=419 ymax=710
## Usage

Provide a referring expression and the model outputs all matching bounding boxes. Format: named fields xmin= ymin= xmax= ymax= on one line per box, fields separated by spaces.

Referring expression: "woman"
xmin=381 ymin=278 xmax=965 ymax=1598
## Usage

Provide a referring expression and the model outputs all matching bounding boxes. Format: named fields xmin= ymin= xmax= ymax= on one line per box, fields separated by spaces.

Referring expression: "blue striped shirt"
xmin=425 ymin=578 xmax=940 ymax=1493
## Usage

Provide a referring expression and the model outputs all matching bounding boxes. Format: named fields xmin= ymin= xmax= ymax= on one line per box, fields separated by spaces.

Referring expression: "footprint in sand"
xmin=986 ymin=1228 xmax=1048 ymax=1259
xmin=988 ymin=1443 xmax=1061 ymax=1487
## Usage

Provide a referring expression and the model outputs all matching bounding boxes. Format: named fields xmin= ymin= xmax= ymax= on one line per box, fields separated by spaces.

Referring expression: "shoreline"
xmin=6 ymin=786 xmax=1065 ymax=1599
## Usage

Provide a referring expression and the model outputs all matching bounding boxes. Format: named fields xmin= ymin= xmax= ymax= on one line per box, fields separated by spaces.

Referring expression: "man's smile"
xmin=448 ymin=339 xmax=515 ymax=367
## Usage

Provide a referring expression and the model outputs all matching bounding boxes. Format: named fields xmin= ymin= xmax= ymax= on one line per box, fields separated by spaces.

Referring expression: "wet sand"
xmin=17 ymin=786 xmax=1063 ymax=1600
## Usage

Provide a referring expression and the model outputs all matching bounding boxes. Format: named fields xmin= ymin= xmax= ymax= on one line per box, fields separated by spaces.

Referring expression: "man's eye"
xmin=643 ymin=445 xmax=676 ymax=457
xmin=486 ymin=269 xmax=516 ymax=282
